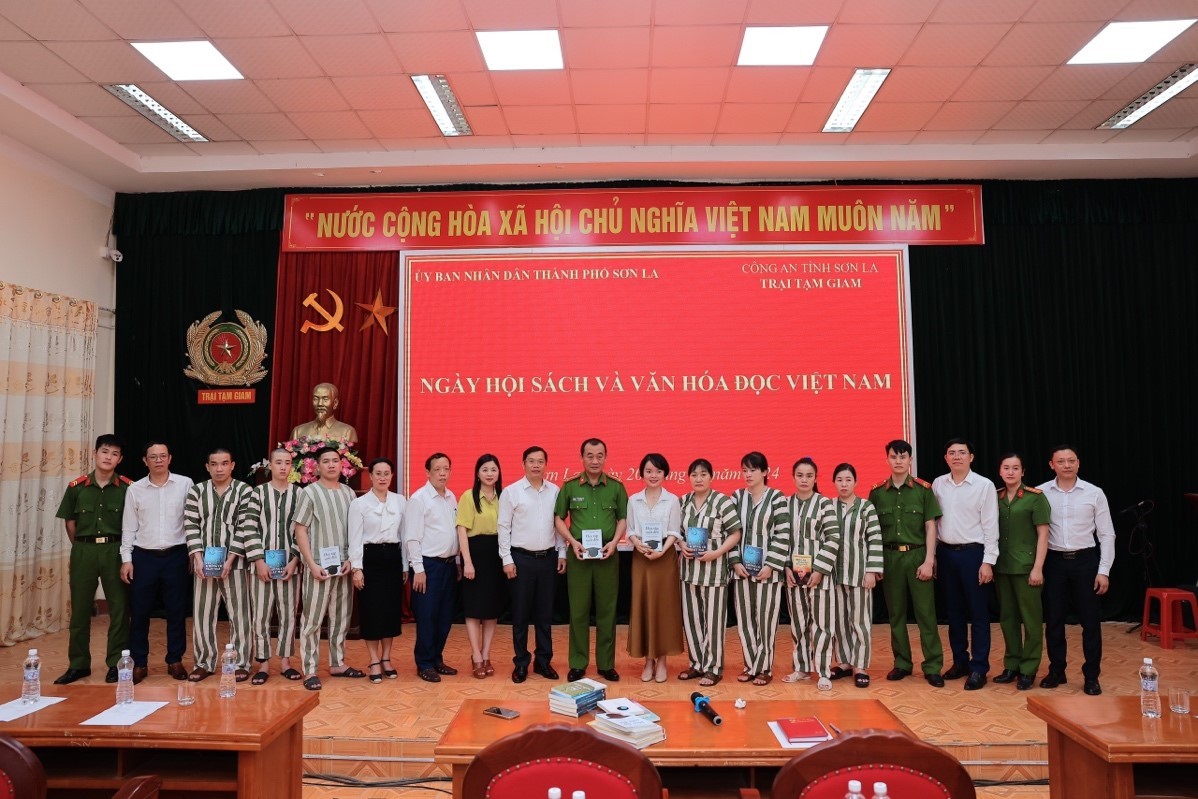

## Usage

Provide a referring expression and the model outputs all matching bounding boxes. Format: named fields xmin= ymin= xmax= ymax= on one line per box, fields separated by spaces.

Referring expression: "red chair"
xmin=462 ymin=723 xmax=664 ymax=798
xmin=1141 ymin=588 xmax=1198 ymax=649
xmin=741 ymin=729 xmax=976 ymax=799
xmin=0 ymin=734 xmax=46 ymax=799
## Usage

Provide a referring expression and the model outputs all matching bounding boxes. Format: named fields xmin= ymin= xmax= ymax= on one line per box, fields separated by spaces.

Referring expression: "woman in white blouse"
xmin=625 ymin=453 xmax=685 ymax=682
xmin=349 ymin=458 xmax=407 ymax=684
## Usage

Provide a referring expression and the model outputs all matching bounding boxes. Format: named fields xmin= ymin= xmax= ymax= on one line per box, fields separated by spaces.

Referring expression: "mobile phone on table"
xmin=483 ymin=706 xmax=521 ymax=720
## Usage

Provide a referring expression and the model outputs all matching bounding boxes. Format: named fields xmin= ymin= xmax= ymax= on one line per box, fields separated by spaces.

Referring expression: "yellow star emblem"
xmin=356 ymin=290 xmax=396 ymax=334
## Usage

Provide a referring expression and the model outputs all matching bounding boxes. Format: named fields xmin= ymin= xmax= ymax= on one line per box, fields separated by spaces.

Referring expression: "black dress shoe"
xmin=993 ymin=669 xmax=1018 ymax=684
xmin=567 ymin=668 xmax=586 ymax=682
xmin=105 ymin=666 xmax=119 ymax=683
xmin=53 ymin=668 xmax=91 ymax=685
xmin=597 ymin=668 xmax=620 ymax=682
xmin=512 ymin=666 xmax=528 ymax=683
xmin=1040 ymin=672 xmax=1067 ymax=689
xmin=417 ymin=668 xmax=441 ymax=683
xmin=434 ymin=662 xmax=458 ymax=676
xmin=1084 ymin=679 xmax=1102 ymax=696
xmin=925 ymin=673 xmax=945 ymax=688
xmin=886 ymin=667 xmax=911 ymax=681
xmin=1017 ymin=674 xmax=1035 ymax=690
xmin=533 ymin=663 xmax=559 ymax=680
xmin=964 ymin=672 xmax=987 ymax=690
xmin=942 ymin=664 xmax=970 ymax=680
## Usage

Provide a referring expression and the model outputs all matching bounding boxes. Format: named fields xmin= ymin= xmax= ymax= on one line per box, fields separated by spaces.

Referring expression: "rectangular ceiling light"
xmin=1099 ymin=63 xmax=1198 ymax=128
xmin=412 ymin=74 xmax=473 ymax=136
xmin=476 ymin=30 xmax=563 ymax=70
xmin=131 ymin=40 xmax=243 ymax=80
xmin=1068 ymin=19 xmax=1195 ymax=64
xmin=823 ymin=68 xmax=890 ymax=133
xmin=738 ymin=26 xmax=829 ymax=66
xmin=103 ymin=84 xmax=208 ymax=142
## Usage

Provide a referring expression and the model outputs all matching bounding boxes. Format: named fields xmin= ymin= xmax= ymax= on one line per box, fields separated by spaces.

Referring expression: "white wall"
xmin=0 ymin=137 xmax=116 ymax=434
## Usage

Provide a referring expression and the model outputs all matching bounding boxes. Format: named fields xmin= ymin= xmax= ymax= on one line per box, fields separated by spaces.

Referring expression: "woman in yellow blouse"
xmin=456 ymin=454 xmax=504 ymax=679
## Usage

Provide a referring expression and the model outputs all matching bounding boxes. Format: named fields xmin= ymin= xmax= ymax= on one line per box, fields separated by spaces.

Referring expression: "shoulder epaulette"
xmin=870 ymin=479 xmax=887 ymax=491
xmin=913 ymin=477 xmax=933 ymax=489
xmin=118 ymin=475 xmax=133 ymax=485
xmin=68 ymin=474 xmax=90 ymax=488
xmin=1023 ymin=485 xmax=1043 ymax=494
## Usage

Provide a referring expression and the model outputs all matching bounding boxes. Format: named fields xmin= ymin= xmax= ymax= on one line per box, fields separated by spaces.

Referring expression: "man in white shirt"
xmin=120 ymin=441 xmax=194 ymax=684
xmin=498 ymin=446 xmax=565 ymax=683
xmin=1037 ymin=445 xmax=1114 ymax=696
xmin=405 ymin=452 xmax=459 ymax=683
xmin=932 ymin=438 xmax=999 ymax=690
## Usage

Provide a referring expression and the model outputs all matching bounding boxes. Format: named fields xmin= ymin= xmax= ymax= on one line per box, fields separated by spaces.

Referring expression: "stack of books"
xmin=589 ymin=711 xmax=666 ymax=749
xmin=548 ymin=678 xmax=607 ymax=717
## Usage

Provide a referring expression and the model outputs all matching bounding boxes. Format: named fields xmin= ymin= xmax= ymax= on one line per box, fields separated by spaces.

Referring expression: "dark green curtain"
xmin=113 ymin=230 xmax=279 ymax=483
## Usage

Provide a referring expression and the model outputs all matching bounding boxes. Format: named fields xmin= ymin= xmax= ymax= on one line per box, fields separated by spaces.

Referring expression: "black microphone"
xmin=690 ymin=691 xmax=723 ymax=726
xmin=1120 ymin=499 xmax=1151 ymax=515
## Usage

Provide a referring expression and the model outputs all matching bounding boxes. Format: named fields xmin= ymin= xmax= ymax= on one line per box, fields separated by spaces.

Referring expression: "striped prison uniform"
xmin=242 ymin=482 xmax=301 ymax=660
xmin=184 ymin=479 xmax=254 ymax=671
xmin=833 ymin=496 xmax=884 ymax=669
xmin=786 ymin=492 xmax=842 ymax=678
xmin=678 ymin=491 xmax=742 ymax=677
xmin=294 ymin=482 xmax=356 ymax=676
xmin=729 ymin=487 xmax=792 ymax=677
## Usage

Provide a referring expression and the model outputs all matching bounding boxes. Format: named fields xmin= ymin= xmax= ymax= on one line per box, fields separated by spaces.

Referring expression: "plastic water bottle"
xmin=871 ymin=782 xmax=890 ymax=799
xmin=116 ymin=650 xmax=135 ymax=705
xmin=571 ymin=792 xmax=586 ymax=799
xmin=21 ymin=649 xmax=41 ymax=704
xmin=1140 ymin=657 xmax=1161 ymax=718
xmin=219 ymin=644 xmax=237 ymax=698
xmin=845 ymin=780 xmax=866 ymax=799
xmin=547 ymin=790 xmax=562 ymax=799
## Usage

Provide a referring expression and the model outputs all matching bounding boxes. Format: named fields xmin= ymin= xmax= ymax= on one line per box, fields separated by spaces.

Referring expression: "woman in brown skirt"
xmin=625 ymin=452 xmax=684 ymax=682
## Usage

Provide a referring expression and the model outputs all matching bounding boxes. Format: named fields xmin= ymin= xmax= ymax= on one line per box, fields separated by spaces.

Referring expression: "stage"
xmin=4 ymin=618 xmax=1195 ymax=798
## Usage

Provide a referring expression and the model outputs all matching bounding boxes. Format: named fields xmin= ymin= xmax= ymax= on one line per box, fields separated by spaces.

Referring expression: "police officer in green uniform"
xmin=994 ymin=452 xmax=1050 ymax=691
xmin=54 ymin=434 xmax=131 ymax=685
xmin=554 ymin=438 xmax=627 ymax=682
xmin=868 ymin=439 xmax=945 ymax=687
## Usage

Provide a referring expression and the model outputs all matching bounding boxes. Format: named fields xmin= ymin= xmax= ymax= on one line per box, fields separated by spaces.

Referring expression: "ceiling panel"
xmin=189 ymin=141 xmax=258 ymax=155
xmin=876 ymin=67 xmax=972 ymax=103
xmin=45 ymin=40 xmax=166 ymax=83
xmin=180 ymin=81 xmax=277 ymax=114
xmin=213 ymin=37 xmax=325 ymax=80
xmin=715 ymin=103 xmax=795 ymax=133
xmin=646 ymin=103 xmax=721 ymax=133
xmin=571 ymin=69 xmax=650 ymax=105
xmin=24 ymin=82 xmax=130 ymax=116
xmin=268 ymin=0 xmax=380 ymax=36
xmin=655 ymin=0 xmax=750 ymax=26
xmin=562 ymin=27 xmax=651 ymax=69
xmin=724 ymin=67 xmax=809 ymax=103
xmin=817 ymin=24 xmax=921 ymax=67
xmin=799 ymin=66 xmax=858 ymax=102
xmin=331 ymin=76 xmax=425 ymax=110
xmin=559 ymin=0 xmax=651 ymax=27
xmin=1127 ymin=97 xmax=1198 ymax=128
xmin=838 ymin=0 xmax=939 ymax=25
xmin=462 ymin=0 xmax=560 ymax=30
xmin=358 ymin=108 xmax=442 ymax=139
xmin=134 ymin=81 xmax=208 ymax=114
xmin=847 ymin=130 xmax=917 ymax=144
xmin=386 ymin=31 xmax=486 ymax=73
xmin=183 ymin=114 xmax=240 ymax=141
xmin=651 ymin=25 xmax=742 ymax=68
xmin=951 ymin=67 xmax=1055 ymax=102
xmin=784 ymin=102 xmax=834 ymax=132
xmin=490 ymin=71 xmax=573 ymax=106
xmin=993 ymin=100 xmax=1092 ymax=129
xmin=249 ymin=140 xmax=323 ymax=154
xmin=983 ymin=22 xmax=1105 ymax=67
xmin=0 ymin=0 xmax=115 ymax=40
xmin=711 ymin=132 xmax=784 ymax=144
xmin=364 ymin=0 xmax=470 ymax=32
xmin=1022 ymin=0 xmax=1130 ymax=22
xmin=0 ymin=14 xmax=29 ymax=38
xmin=931 ymin=0 xmax=1039 ymax=23
xmin=1026 ymin=65 xmax=1136 ymax=102
xmin=300 ymin=35 xmax=403 ymax=77
xmin=256 ymin=78 xmax=350 ymax=113
xmin=287 ymin=111 xmax=374 ymax=139
xmin=443 ymin=71 xmax=496 ymax=105
xmin=899 ymin=24 xmax=1013 ymax=67
xmin=81 ymin=114 xmax=176 ymax=143
xmin=923 ymin=101 xmax=1018 ymax=130
xmin=180 ymin=0 xmax=292 ymax=38
xmin=578 ymin=133 xmax=648 ymax=145
xmin=460 ymin=105 xmax=507 ymax=136
xmin=502 ymin=105 xmax=577 ymax=135
xmin=220 ymin=112 xmax=305 ymax=140
xmin=0 ymin=43 xmax=89 ymax=83
xmin=77 ymin=0 xmax=203 ymax=40
xmin=441 ymin=133 xmax=512 ymax=148
xmin=126 ymin=141 xmax=197 ymax=156
xmin=577 ymin=104 xmax=646 ymax=134
xmin=745 ymin=0 xmax=844 ymax=25
xmin=854 ymin=101 xmax=942 ymax=131
xmin=649 ymin=68 xmax=730 ymax=104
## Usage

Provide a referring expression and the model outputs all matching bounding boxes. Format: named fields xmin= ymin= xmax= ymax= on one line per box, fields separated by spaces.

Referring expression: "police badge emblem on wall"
xmin=184 ymin=310 xmax=268 ymax=404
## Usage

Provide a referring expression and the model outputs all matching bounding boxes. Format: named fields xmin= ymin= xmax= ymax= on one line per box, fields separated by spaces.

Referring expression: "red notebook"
xmin=776 ymin=716 xmax=833 ymax=743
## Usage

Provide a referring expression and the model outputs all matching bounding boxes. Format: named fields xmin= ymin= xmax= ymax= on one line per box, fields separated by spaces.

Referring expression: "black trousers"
xmin=509 ymin=549 xmax=557 ymax=669
xmin=1043 ymin=547 xmax=1102 ymax=680
xmin=129 ymin=545 xmax=189 ymax=668
xmin=939 ymin=544 xmax=992 ymax=675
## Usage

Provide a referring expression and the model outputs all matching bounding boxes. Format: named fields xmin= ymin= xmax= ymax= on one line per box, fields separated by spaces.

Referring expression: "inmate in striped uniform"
xmin=833 ymin=496 xmax=884 ymax=670
xmin=729 ymin=487 xmax=791 ymax=679
xmin=184 ymin=479 xmax=254 ymax=672
xmin=785 ymin=493 xmax=841 ymax=679
xmin=294 ymin=481 xmax=356 ymax=677
xmin=678 ymin=491 xmax=742 ymax=680
xmin=242 ymin=482 xmax=301 ymax=662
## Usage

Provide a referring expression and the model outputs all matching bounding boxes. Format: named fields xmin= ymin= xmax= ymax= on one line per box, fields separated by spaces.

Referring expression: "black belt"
xmin=364 ymin=542 xmax=400 ymax=548
xmin=883 ymin=543 xmax=925 ymax=552
xmin=513 ymin=546 xmax=556 ymax=558
xmin=135 ymin=544 xmax=186 ymax=557
xmin=424 ymin=555 xmax=457 ymax=564
xmin=940 ymin=543 xmax=983 ymax=551
xmin=1050 ymin=547 xmax=1095 ymax=560
xmin=77 ymin=535 xmax=120 ymax=544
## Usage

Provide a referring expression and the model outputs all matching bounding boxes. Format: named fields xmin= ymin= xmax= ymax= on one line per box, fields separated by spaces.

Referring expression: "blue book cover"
xmin=265 ymin=549 xmax=287 ymax=579
xmin=742 ymin=544 xmax=764 ymax=575
xmin=202 ymin=546 xmax=227 ymax=578
xmin=686 ymin=526 xmax=709 ymax=555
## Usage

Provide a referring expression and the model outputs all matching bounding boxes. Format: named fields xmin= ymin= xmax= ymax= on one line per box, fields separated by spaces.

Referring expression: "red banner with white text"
xmin=285 ymin=185 xmax=982 ymax=251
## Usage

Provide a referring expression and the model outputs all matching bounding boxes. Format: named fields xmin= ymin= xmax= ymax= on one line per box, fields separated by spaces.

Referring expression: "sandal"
xmin=472 ymin=659 xmax=487 ymax=679
xmin=818 ymin=676 xmax=832 ymax=691
xmin=251 ymin=670 xmax=269 ymax=686
xmin=737 ymin=671 xmax=755 ymax=683
xmin=234 ymin=668 xmax=250 ymax=683
xmin=678 ymin=667 xmax=704 ymax=681
xmin=303 ymin=675 xmax=322 ymax=691
xmin=381 ymin=659 xmax=398 ymax=679
xmin=854 ymin=672 xmax=871 ymax=688
xmin=655 ymin=660 xmax=668 ymax=683
xmin=641 ymin=661 xmax=655 ymax=682
xmin=753 ymin=673 xmax=773 ymax=686
xmin=281 ymin=668 xmax=303 ymax=681
xmin=830 ymin=666 xmax=853 ymax=680
xmin=188 ymin=667 xmax=212 ymax=682
xmin=699 ymin=673 xmax=722 ymax=687
xmin=781 ymin=670 xmax=810 ymax=683
xmin=482 ymin=659 xmax=494 ymax=677
xmin=330 ymin=666 xmax=366 ymax=678
xmin=368 ymin=662 xmax=383 ymax=684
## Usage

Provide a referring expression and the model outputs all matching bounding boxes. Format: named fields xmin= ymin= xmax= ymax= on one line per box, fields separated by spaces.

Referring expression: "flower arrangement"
xmin=249 ymin=436 xmax=363 ymax=485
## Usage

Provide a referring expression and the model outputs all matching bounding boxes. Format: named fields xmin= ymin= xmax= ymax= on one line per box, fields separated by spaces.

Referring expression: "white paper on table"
xmin=80 ymin=700 xmax=168 ymax=726
xmin=0 ymin=695 xmax=66 ymax=722
xmin=766 ymin=720 xmax=825 ymax=750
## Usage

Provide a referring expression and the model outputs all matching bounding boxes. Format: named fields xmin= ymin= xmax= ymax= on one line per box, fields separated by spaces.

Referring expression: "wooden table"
xmin=1027 ymin=695 xmax=1198 ymax=799
xmin=0 ymin=684 xmax=318 ymax=798
xmin=436 ymin=698 xmax=911 ymax=798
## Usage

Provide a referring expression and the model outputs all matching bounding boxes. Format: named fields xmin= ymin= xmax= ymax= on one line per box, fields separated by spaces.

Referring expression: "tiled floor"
xmin=5 ymin=617 xmax=1196 ymax=798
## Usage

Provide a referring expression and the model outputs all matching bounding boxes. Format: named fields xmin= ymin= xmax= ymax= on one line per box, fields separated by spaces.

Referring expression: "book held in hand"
xmin=202 ymin=546 xmax=227 ymax=578
xmin=742 ymin=544 xmax=764 ymax=575
xmin=581 ymin=529 xmax=604 ymax=559
xmin=640 ymin=521 xmax=664 ymax=551
xmin=792 ymin=553 xmax=813 ymax=585
xmin=318 ymin=546 xmax=342 ymax=575
xmin=265 ymin=549 xmax=288 ymax=579
xmin=776 ymin=716 xmax=833 ymax=743
xmin=686 ymin=526 xmax=709 ymax=556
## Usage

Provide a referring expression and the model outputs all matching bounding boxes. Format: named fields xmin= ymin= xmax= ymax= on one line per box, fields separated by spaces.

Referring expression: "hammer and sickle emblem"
xmin=301 ymin=290 xmax=345 ymax=334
